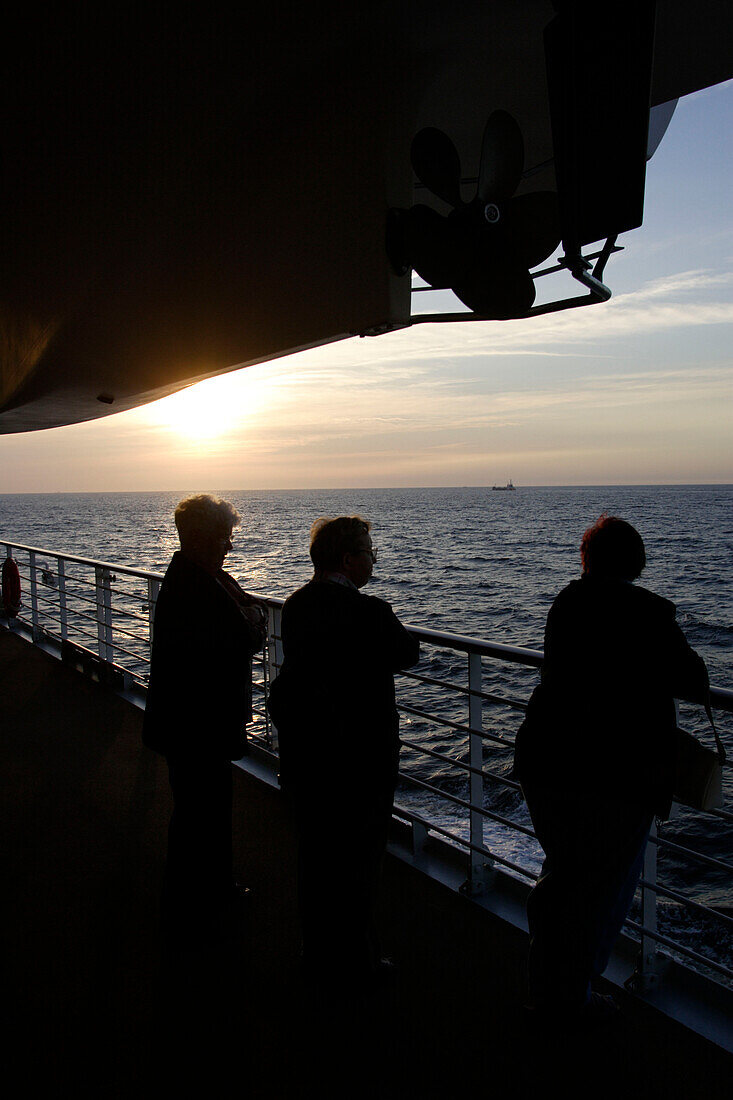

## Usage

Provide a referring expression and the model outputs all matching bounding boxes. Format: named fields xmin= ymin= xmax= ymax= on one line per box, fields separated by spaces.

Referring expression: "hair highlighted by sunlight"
xmin=580 ymin=514 xmax=646 ymax=581
xmin=174 ymin=494 xmax=241 ymax=548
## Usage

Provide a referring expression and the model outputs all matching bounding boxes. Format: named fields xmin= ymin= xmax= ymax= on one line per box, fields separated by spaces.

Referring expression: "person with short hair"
xmin=143 ymin=494 xmax=267 ymax=930
xmin=268 ymin=515 xmax=419 ymax=987
xmin=514 ymin=514 xmax=709 ymax=1021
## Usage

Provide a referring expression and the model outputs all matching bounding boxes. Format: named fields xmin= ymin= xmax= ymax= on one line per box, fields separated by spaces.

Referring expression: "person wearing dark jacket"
xmin=514 ymin=514 xmax=708 ymax=1021
xmin=268 ymin=515 xmax=419 ymax=986
xmin=143 ymin=494 xmax=267 ymax=927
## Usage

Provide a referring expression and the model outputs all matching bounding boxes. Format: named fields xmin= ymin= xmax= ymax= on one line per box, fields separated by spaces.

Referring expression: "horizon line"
xmin=1 ymin=482 xmax=732 ymax=496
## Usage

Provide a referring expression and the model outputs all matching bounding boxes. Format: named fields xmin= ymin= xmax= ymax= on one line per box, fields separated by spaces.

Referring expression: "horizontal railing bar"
xmin=400 ymin=669 xmax=468 ymax=692
xmin=107 ymin=577 xmax=152 ymax=592
xmin=623 ymin=918 xmax=733 ymax=980
xmin=400 ymin=704 xmax=473 ymax=736
xmin=399 ymin=736 xmax=481 ymax=778
xmin=103 ymin=639 xmax=148 ymax=665
xmin=101 ymin=621 xmax=150 ymax=646
xmin=653 ymin=833 xmax=733 ymax=874
xmin=392 ymin=803 xmax=538 ymax=882
xmin=31 ymin=609 xmax=62 ymax=625
xmin=123 ymin=670 xmax=148 ymax=685
xmin=4 ymin=542 xmax=166 ymax=581
xmin=400 ymin=703 xmax=512 ymax=748
xmin=708 ymin=685 xmax=733 ymax=714
xmin=61 ymin=606 xmax=107 ymax=628
xmin=109 ymin=605 xmax=154 ymax=626
xmin=28 ymin=628 xmax=147 ymax=685
xmin=58 ymin=622 xmax=102 ymax=646
xmin=53 ymin=587 xmax=102 ymax=610
xmin=400 ymin=735 xmax=522 ymax=791
xmin=31 ymin=589 xmax=62 ymax=605
xmin=398 ymin=771 xmax=538 ymax=840
xmin=103 ymin=642 xmax=146 ymax=664
xmin=406 ymin=625 xmax=544 ymax=667
xmin=400 ymin=668 xmax=529 ymax=711
xmin=5 ymin=539 xmax=733 ymax=709
xmin=638 ymin=878 xmax=733 ymax=928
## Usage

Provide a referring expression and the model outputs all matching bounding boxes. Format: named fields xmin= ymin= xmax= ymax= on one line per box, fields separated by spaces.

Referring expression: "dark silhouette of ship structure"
xmin=492 ymin=480 xmax=516 ymax=491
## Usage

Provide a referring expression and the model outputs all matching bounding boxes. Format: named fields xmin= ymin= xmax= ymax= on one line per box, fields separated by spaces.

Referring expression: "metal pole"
xmin=57 ymin=557 xmax=68 ymax=641
xmin=412 ymin=820 xmax=429 ymax=868
xmin=2 ymin=544 xmax=12 ymax=625
xmin=95 ymin=565 xmax=114 ymax=662
xmin=634 ymin=700 xmax=674 ymax=988
xmin=463 ymin=649 xmax=492 ymax=894
xmin=29 ymin=550 xmax=41 ymax=640
xmin=264 ymin=603 xmax=283 ymax=751
xmin=146 ymin=576 xmax=160 ymax=657
xmin=633 ymin=820 xmax=660 ymax=990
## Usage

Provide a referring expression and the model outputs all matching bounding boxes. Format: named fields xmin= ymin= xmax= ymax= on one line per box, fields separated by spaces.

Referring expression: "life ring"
xmin=2 ymin=557 xmax=22 ymax=617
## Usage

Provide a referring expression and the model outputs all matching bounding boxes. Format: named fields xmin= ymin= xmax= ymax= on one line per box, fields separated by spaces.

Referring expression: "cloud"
xmin=625 ymin=269 xmax=733 ymax=300
xmin=258 ymin=265 xmax=733 ymax=385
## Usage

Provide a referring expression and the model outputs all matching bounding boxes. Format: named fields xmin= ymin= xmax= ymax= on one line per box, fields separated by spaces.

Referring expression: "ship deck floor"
xmin=2 ymin=629 xmax=730 ymax=1099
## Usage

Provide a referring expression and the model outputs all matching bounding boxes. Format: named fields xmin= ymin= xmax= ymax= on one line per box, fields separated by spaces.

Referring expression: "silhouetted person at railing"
xmin=143 ymin=494 xmax=267 ymax=933
xmin=267 ymin=515 xmax=419 ymax=989
xmin=514 ymin=514 xmax=709 ymax=1023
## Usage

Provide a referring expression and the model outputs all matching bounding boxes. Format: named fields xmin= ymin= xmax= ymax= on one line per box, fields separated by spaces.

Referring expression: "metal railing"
xmin=2 ymin=539 xmax=732 ymax=992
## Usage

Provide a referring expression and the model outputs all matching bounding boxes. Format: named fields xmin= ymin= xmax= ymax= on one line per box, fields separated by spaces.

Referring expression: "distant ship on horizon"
xmin=491 ymin=480 xmax=516 ymax=491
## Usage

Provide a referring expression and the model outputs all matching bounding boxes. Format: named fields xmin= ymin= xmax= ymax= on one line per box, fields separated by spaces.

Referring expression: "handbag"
xmin=673 ymin=701 xmax=726 ymax=811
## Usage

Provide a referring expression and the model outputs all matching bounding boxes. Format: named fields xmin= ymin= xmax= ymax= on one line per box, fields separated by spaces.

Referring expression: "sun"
xmin=148 ymin=369 xmax=271 ymax=441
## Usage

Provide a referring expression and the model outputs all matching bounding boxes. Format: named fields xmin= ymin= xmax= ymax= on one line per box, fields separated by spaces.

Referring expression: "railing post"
xmin=57 ymin=557 xmax=68 ymax=641
xmin=634 ymin=703 xmax=680 ymax=990
xmin=462 ymin=649 xmax=493 ymax=895
xmin=146 ymin=576 xmax=160 ymax=657
xmin=640 ymin=822 xmax=659 ymax=974
xmin=2 ymin=545 xmax=9 ymax=623
xmin=626 ymin=821 xmax=663 ymax=993
xmin=29 ymin=550 xmax=41 ymax=640
xmin=95 ymin=565 xmax=114 ymax=663
xmin=412 ymin=820 xmax=429 ymax=867
xmin=3 ymin=544 xmax=16 ymax=626
xmin=264 ymin=603 xmax=283 ymax=751
xmin=632 ymin=698 xmax=681 ymax=988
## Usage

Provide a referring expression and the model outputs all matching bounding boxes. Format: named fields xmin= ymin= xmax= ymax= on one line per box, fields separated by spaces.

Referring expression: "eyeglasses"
xmin=356 ymin=546 xmax=378 ymax=563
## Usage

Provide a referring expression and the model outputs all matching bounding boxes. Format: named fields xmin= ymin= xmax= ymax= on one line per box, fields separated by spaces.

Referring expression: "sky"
xmin=2 ymin=80 xmax=732 ymax=492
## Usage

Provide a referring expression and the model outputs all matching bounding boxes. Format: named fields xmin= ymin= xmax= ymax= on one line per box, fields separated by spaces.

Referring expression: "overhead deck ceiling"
xmin=2 ymin=2 xmax=732 ymax=433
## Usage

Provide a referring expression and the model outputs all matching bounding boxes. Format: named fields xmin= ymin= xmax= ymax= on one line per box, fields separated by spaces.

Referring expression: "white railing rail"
xmin=2 ymin=539 xmax=731 ymax=991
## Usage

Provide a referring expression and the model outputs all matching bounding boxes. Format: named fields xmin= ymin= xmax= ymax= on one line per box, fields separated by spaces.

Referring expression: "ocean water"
xmin=2 ymin=484 xmax=732 ymax=977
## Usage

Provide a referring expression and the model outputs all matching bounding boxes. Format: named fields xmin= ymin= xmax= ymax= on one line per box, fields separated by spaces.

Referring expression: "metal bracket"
xmin=625 ymin=951 xmax=669 ymax=995
xmin=459 ymin=860 xmax=497 ymax=898
xmin=408 ymin=235 xmax=621 ymax=325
